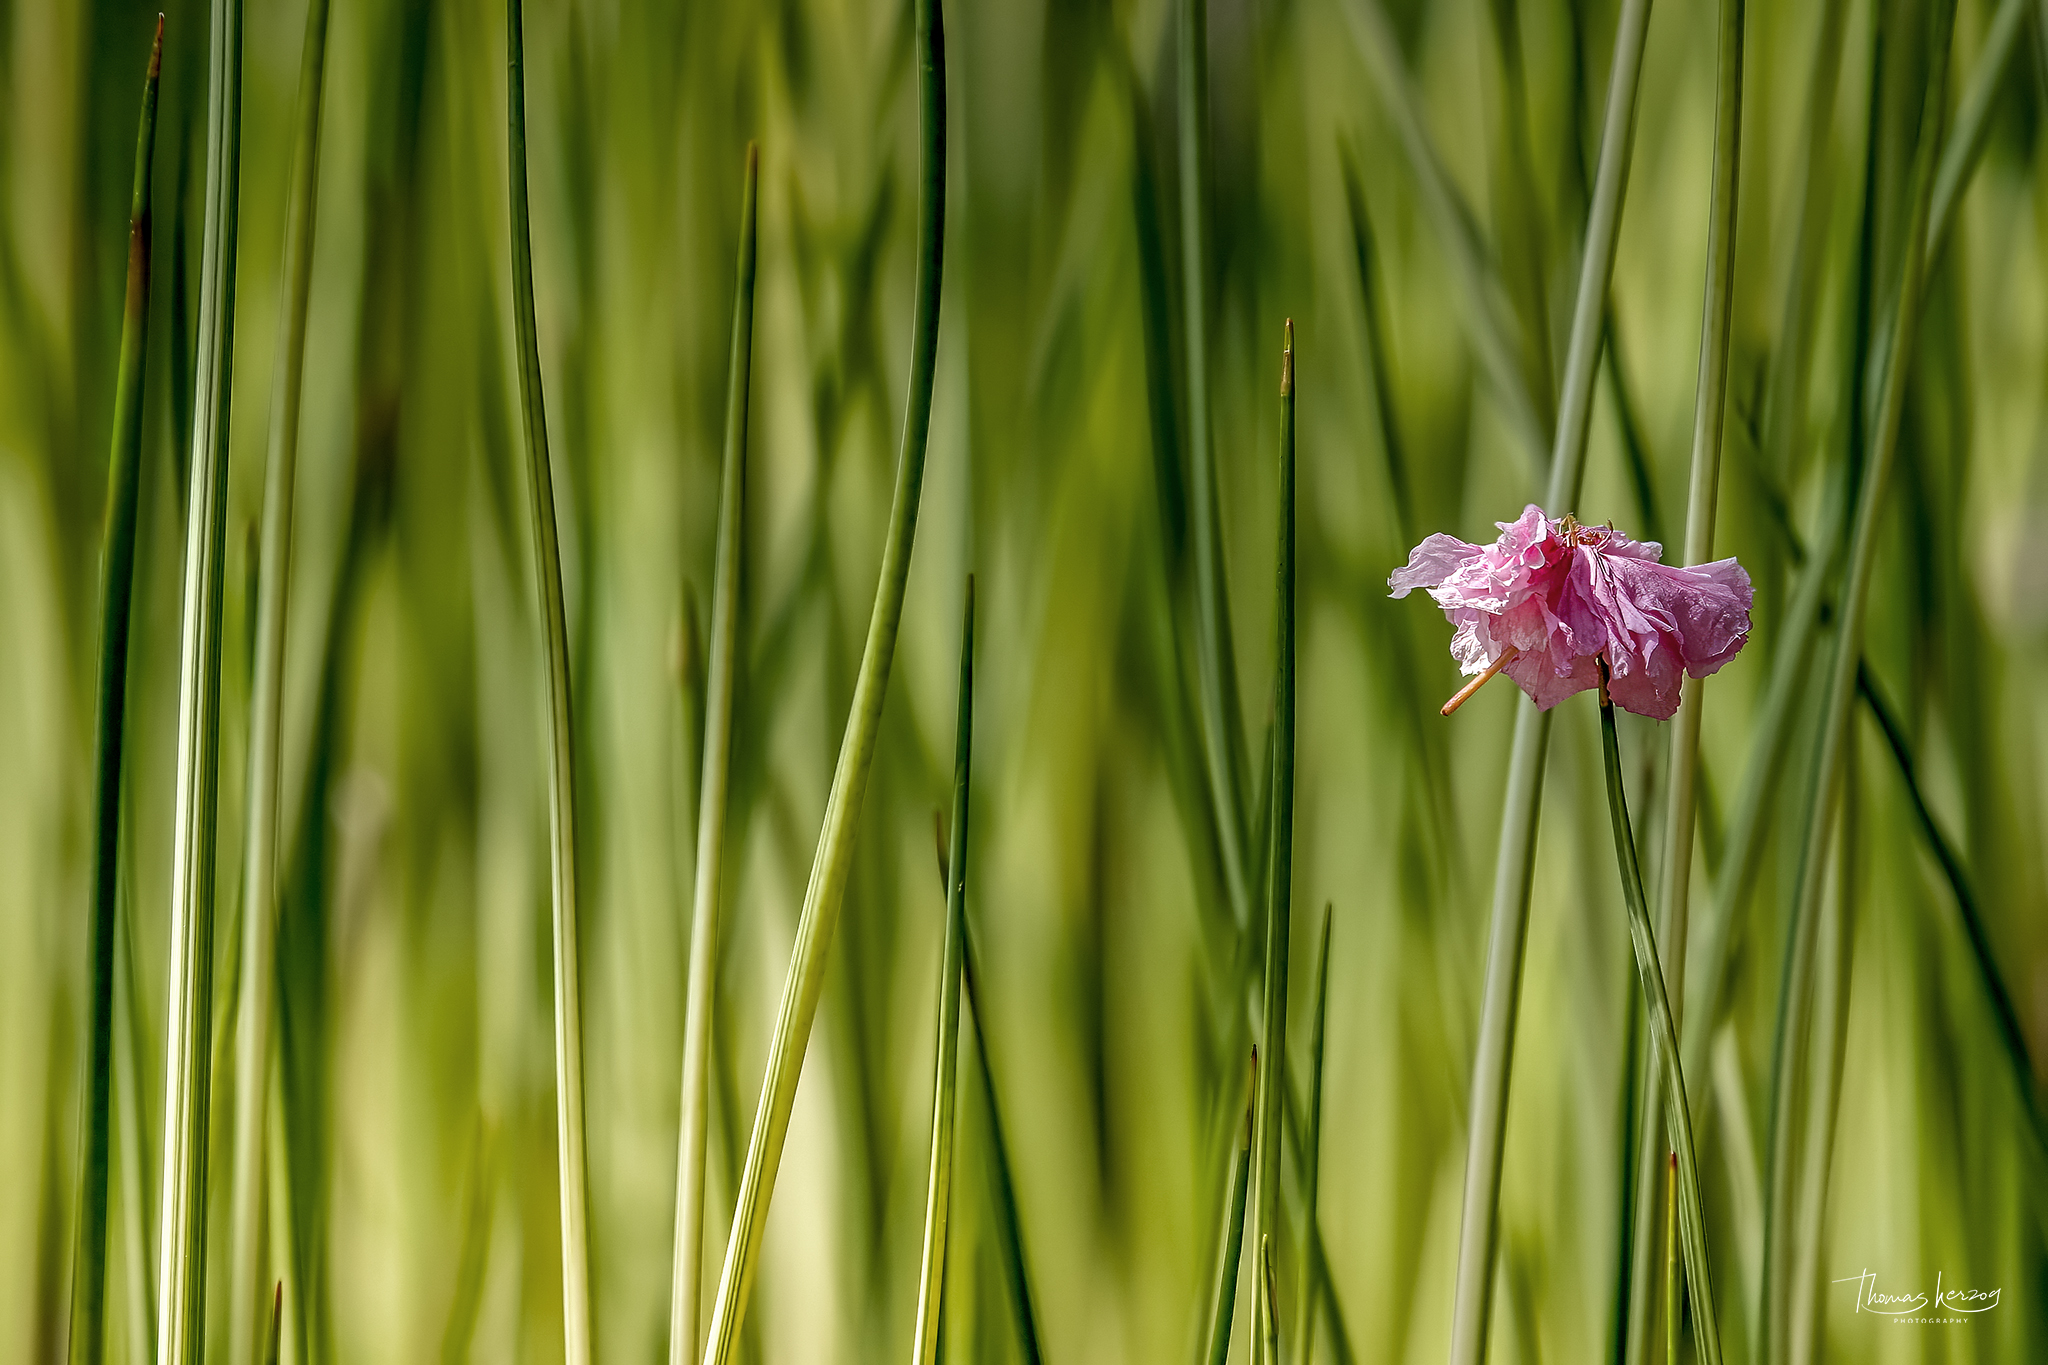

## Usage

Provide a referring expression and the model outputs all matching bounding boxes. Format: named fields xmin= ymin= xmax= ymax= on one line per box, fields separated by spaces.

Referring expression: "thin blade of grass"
xmin=1202 ymin=1057 xmax=1255 ymax=1365
xmin=74 ymin=23 xmax=162 ymax=1365
xmin=155 ymin=0 xmax=244 ymax=1356
xmin=227 ymin=1 xmax=331 ymax=1359
xmin=699 ymin=1 xmax=946 ymax=1354
xmin=911 ymin=580 xmax=975 ymax=1365
xmin=1928 ymin=0 xmax=2030 ymax=259
xmin=959 ymin=912 xmax=1043 ymax=1365
xmin=669 ymin=141 xmax=758 ymax=1365
xmin=1627 ymin=0 xmax=1745 ymax=1357
xmin=507 ymin=1 xmax=593 ymax=1357
xmin=1257 ymin=1234 xmax=1279 ymax=1365
xmin=1663 ymin=1154 xmax=1678 ymax=1365
xmin=1179 ymin=0 xmax=1255 ymax=932
xmin=1761 ymin=7 xmax=1955 ymax=1358
xmin=1445 ymin=0 xmax=1654 ymax=1358
xmin=1599 ymin=670 xmax=1724 ymax=1365
xmin=1289 ymin=906 xmax=1333 ymax=1364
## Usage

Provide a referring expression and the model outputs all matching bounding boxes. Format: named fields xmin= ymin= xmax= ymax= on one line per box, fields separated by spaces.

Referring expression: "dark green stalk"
xmin=1201 ymin=1057 xmax=1255 ymax=1365
xmin=1247 ymin=323 xmax=1297 ymax=1327
xmin=1599 ymin=665 xmax=1723 ymax=1365
xmin=228 ymin=1 xmax=330 ymax=1359
xmin=1663 ymin=1154 xmax=1677 ymax=1365
xmin=1446 ymin=0 xmax=1653 ymax=1358
xmin=670 ymin=142 xmax=758 ymax=1365
xmin=156 ymin=0 xmax=244 ymax=1355
xmin=1289 ymin=907 xmax=1333 ymax=1362
xmin=1178 ymin=0 xmax=1254 ymax=932
xmin=960 ymin=923 xmax=1043 ymax=1365
xmin=1257 ymin=1235 xmax=1280 ymax=1365
xmin=1762 ymin=10 xmax=1953 ymax=1357
xmin=507 ymin=0 xmax=592 ymax=1356
xmin=911 ymin=580 xmax=976 ymax=1365
xmin=1857 ymin=664 xmax=2045 ymax=1148
xmin=73 ymin=23 xmax=161 ymax=1365
xmin=701 ymin=2 xmax=945 ymax=1355
xmin=1928 ymin=0 xmax=2029 ymax=260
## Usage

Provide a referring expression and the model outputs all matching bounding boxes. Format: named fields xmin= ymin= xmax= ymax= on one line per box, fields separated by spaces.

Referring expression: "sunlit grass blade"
xmin=1445 ymin=0 xmax=1653 ymax=1358
xmin=1663 ymin=1154 xmax=1678 ymax=1365
xmin=227 ymin=0 xmax=331 ymax=1359
xmin=1289 ymin=906 xmax=1332 ymax=1363
xmin=1247 ymin=321 xmax=1297 ymax=1336
xmin=1762 ymin=9 xmax=1954 ymax=1358
xmin=1179 ymin=0 xmax=1255 ymax=932
xmin=155 ymin=0 xmax=245 ymax=1356
xmin=1628 ymin=0 xmax=1744 ymax=1354
xmin=1202 ymin=1055 xmax=1255 ymax=1365
xmin=910 ymin=580 xmax=975 ymax=1365
xmin=1337 ymin=0 xmax=1550 ymax=470
xmin=669 ymin=141 xmax=758 ymax=1365
xmin=1598 ymin=667 xmax=1724 ymax=1365
xmin=507 ymin=0 xmax=593 ymax=1357
xmin=699 ymin=1 xmax=946 ymax=1354
xmin=73 ymin=22 xmax=162 ymax=1365
xmin=1856 ymin=663 xmax=2045 ymax=1148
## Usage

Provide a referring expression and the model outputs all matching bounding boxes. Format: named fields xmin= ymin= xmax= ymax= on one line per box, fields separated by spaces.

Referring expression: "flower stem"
xmin=1599 ymin=664 xmax=1724 ymax=1365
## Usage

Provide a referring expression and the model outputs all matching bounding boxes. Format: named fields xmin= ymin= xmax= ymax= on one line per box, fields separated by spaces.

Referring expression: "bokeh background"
xmin=2 ymin=0 xmax=2045 ymax=1361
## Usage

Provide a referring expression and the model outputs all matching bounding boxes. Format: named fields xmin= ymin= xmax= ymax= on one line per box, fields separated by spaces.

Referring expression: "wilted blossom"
xmin=1389 ymin=505 xmax=1753 ymax=720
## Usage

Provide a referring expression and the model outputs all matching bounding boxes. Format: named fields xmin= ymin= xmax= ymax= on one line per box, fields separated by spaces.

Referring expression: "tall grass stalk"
xmin=1662 ymin=1154 xmax=1677 ymax=1365
xmin=1201 ymin=1055 xmax=1255 ymax=1365
xmin=668 ymin=142 xmax=758 ymax=1365
xmin=74 ymin=23 xmax=162 ymax=1365
xmin=1247 ymin=322 xmax=1297 ymax=1343
xmin=1628 ymin=0 xmax=1743 ymax=1355
xmin=699 ymin=0 xmax=946 ymax=1354
xmin=156 ymin=0 xmax=245 ymax=1357
xmin=1761 ymin=8 xmax=1953 ymax=1358
xmin=1289 ymin=906 xmax=1333 ymax=1363
xmin=1256 ymin=1234 xmax=1279 ymax=1365
xmin=1598 ymin=665 xmax=1723 ymax=1365
xmin=227 ymin=0 xmax=331 ymax=1359
xmin=959 ymin=922 xmax=1043 ymax=1365
xmin=1178 ymin=0 xmax=1254 ymax=930
xmin=508 ymin=0 xmax=593 ymax=1356
xmin=1445 ymin=0 xmax=1652 ymax=1359
xmin=910 ymin=580 xmax=975 ymax=1365
xmin=1928 ymin=0 xmax=2028 ymax=259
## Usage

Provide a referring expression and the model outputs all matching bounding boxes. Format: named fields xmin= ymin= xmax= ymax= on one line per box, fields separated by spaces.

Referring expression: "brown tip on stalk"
xmin=1441 ymin=647 xmax=1518 ymax=716
xmin=933 ymin=809 xmax=949 ymax=894
xmin=150 ymin=15 xmax=164 ymax=76
xmin=1242 ymin=1048 xmax=1259 ymax=1146
xmin=1281 ymin=319 xmax=1294 ymax=396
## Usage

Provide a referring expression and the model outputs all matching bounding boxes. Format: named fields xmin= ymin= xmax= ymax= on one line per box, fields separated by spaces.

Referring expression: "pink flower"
xmin=1389 ymin=505 xmax=1753 ymax=719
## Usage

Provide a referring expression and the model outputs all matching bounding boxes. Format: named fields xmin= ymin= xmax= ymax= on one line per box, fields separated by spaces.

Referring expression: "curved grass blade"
xmin=669 ymin=142 xmax=759 ymax=1365
xmin=227 ymin=1 xmax=332 ymax=1360
xmin=1247 ymin=321 xmax=1297 ymax=1326
xmin=699 ymin=1 xmax=946 ymax=1354
xmin=1761 ymin=9 xmax=1954 ymax=1358
xmin=155 ymin=0 xmax=246 ymax=1356
xmin=1599 ymin=667 xmax=1724 ymax=1365
xmin=507 ymin=0 xmax=593 ymax=1356
xmin=1627 ymin=0 xmax=1745 ymax=1355
xmin=1202 ymin=1055 xmax=1255 ymax=1365
xmin=73 ymin=23 xmax=162 ymax=1365
xmin=1444 ymin=0 xmax=1654 ymax=1359
xmin=910 ymin=580 xmax=976 ymax=1365
xmin=1179 ymin=0 xmax=1255 ymax=932
xmin=1289 ymin=906 xmax=1333 ymax=1363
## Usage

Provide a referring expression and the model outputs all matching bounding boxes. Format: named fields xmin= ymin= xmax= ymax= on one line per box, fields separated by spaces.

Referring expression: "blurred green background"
xmin=2 ymin=0 xmax=2045 ymax=1361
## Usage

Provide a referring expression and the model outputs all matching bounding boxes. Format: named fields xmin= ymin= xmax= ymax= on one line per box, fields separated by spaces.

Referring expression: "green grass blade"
xmin=959 ymin=918 xmax=1043 ymax=1365
xmin=911 ymin=580 xmax=976 ymax=1365
xmin=227 ymin=1 xmax=331 ymax=1360
xmin=262 ymin=1285 xmax=281 ymax=1365
xmin=669 ymin=142 xmax=758 ymax=1365
xmin=1446 ymin=0 xmax=1653 ymax=1357
xmin=1257 ymin=1234 xmax=1279 ymax=1365
xmin=1856 ymin=663 xmax=2046 ymax=1148
xmin=1337 ymin=0 xmax=1550 ymax=470
xmin=1663 ymin=1155 xmax=1678 ymax=1365
xmin=1761 ymin=8 xmax=1954 ymax=1358
xmin=1289 ymin=906 xmax=1332 ymax=1364
xmin=1928 ymin=0 xmax=2029 ymax=260
xmin=507 ymin=1 xmax=593 ymax=1357
xmin=156 ymin=0 xmax=245 ymax=1355
xmin=1628 ymin=0 xmax=1744 ymax=1355
xmin=699 ymin=1 xmax=946 ymax=1354
xmin=1179 ymin=0 xmax=1255 ymax=932
xmin=1202 ymin=1056 xmax=1255 ymax=1365
xmin=1248 ymin=322 xmax=1297 ymax=1344
xmin=74 ymin=23 xmax=162 ymax=1365
xmin=1600 ymin=671 xmax=1724 ymax=1365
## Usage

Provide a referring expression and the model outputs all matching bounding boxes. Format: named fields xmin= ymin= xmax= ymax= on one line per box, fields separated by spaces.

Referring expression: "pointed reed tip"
xmin=150 ymin=15 xmax=164 ymax=74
